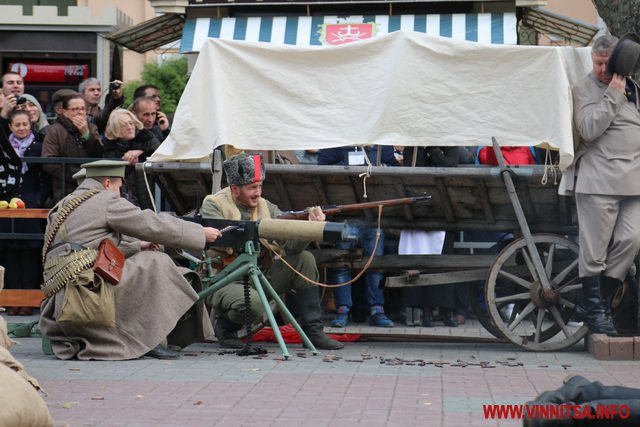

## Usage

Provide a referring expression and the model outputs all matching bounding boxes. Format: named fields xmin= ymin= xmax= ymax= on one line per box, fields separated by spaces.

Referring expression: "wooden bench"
xmin=0 ymin=208 xmax=49 ymax=219
xmin=0 ymin=209 xmax=49 ymax=309
xmin=0 ymin=290 xmax=45 ymax=309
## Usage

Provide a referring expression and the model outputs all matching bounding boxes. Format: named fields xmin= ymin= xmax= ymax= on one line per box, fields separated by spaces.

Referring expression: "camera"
xmin=15 ymin=95 xmax=27 ymax=105
xmin=109 ymin=82 xmax=121 ymax=91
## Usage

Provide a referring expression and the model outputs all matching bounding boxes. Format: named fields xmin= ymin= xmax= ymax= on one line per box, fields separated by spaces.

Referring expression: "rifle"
xmin=277 ymin=195 xmax=431 ymax=220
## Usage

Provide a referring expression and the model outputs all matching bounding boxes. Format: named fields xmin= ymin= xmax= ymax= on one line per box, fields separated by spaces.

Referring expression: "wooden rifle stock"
xmin=277 ymin=195 xmax=431 ymax=220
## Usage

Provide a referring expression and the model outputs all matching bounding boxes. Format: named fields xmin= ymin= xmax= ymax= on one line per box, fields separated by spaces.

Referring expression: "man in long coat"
xmin=39 ymin=160 xmax=221 ymax=360
xmin=568 ymin=34 xmax=640 ymax=335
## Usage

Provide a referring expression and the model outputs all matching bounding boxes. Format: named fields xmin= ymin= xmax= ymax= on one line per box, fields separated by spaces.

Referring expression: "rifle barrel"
xmin=277 ymin=195 xmax=430 ymax=220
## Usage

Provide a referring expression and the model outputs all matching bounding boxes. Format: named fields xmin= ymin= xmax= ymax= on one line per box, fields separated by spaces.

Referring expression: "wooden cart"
xmin=141 ymin=140 xmax=588 ymax=351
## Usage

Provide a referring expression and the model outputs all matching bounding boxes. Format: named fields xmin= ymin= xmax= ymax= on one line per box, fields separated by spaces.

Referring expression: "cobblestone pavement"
xmin=5 ymin=314 xmax=640 ymax=427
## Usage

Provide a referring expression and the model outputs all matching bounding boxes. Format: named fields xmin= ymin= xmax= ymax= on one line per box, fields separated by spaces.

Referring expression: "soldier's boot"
xmin=581 ymin=276 xmax=617 ymax=335
xmin=214 ymin=315 xmax=243 ymax=349
xmin=296 ymin=287 xmax=344 ymax=350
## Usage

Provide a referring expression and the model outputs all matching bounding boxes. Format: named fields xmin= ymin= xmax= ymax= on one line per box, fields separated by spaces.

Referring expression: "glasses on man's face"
xmin=66 ymin=107 xmax=86 ymax=113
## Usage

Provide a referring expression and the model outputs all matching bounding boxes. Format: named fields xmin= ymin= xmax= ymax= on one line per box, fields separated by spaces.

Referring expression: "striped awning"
xmin=180 ymin=13 xmax=517 ymax=53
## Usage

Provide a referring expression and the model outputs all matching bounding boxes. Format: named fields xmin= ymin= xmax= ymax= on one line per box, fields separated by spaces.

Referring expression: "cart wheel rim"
xmin=485 ymin=234 xmax=588 ymax=351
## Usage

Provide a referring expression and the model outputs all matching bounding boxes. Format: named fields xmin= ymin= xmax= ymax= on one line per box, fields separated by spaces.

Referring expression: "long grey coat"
xmin=569 ymin=72 xmax=640 ymax=195
xmin=39 ymin=179 xmax=213 ymax=360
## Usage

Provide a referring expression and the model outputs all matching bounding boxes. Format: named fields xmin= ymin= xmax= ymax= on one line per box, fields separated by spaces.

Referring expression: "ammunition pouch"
xmin=41 ymin=244 xmax=98 ymax=298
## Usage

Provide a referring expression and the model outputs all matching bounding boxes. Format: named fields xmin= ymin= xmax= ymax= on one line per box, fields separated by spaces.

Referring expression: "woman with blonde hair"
xmin=103 ymin=108 xmax=160 ymax=209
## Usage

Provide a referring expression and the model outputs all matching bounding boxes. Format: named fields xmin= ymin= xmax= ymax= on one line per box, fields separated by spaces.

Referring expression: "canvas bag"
xmin=57 ymin=269 xmax=116 ymax=328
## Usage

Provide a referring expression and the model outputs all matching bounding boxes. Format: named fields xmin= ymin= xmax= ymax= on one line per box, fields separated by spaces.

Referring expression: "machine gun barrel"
xmin=277 ymin=195 xmax=431 ymax=220
xmin=201 ymin=218 xmax=351 ymax=251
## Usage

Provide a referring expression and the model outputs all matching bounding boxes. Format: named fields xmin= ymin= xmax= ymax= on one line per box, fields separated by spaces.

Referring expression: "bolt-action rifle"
xmin=277 ymin=195 xmax=431 ymax=220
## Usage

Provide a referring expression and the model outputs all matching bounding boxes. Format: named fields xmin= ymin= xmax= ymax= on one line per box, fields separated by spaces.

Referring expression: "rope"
xmin=264 ymin=205 xmax=384 ymax=288
xmin=358 ymin=145 xmax=373 ymax=199
xmin=540 ymin=147 xmax=558 ymax=186
xmin=141 ymin=162 xmax=157 ymax=213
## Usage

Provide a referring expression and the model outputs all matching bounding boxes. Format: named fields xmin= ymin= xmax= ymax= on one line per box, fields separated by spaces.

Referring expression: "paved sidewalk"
xmin=6 ymin=317 xmax=640 ymax=427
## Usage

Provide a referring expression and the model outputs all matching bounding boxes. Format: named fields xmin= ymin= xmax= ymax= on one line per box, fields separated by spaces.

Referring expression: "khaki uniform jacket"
xmin=39 ymin=178 xmax=213 ymax=360
xmin=569 ymin=72 xmax=640 ymax=195
xmin=201 ymin=187 xmax=308 ymax=256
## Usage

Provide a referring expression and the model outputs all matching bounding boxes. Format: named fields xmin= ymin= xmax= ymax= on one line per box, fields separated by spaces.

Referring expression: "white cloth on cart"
xmin=152 ymin=30 xmax=591 ymax=171
xmin=399 ymin=230 xmax=445 ymax=256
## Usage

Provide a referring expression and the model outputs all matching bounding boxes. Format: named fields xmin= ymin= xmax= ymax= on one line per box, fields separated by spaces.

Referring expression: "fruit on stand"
xmin=0 ymin=201 xmax=8 ymax=209
xmin=8 ymin=197 xmax=25 ymax=209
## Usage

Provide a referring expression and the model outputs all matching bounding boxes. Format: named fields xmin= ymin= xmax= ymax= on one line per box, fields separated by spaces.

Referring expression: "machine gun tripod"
xmin=186 ymin=218 xmax=352 ymax=359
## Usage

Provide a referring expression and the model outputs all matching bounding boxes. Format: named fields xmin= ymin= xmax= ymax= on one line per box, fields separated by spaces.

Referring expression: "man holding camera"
xmin=78 ymin=77 xmax=124 ymax=134
xmin=0 ymin=72 xmax=25 ymax=110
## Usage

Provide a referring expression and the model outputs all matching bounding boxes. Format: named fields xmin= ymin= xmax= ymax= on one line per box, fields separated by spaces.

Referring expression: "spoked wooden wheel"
xmin=467 ymin=283 xmax=505 ymax=339
xmin=485 ymin=234 xmax=588 ymax=351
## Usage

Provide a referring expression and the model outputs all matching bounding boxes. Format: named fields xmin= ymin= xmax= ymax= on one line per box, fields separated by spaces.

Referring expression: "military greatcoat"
xmin=39 ymin=178 xmax=213 ymax=360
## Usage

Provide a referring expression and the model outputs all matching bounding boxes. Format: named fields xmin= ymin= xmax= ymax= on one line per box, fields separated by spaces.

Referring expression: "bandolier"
xmin=41 ymin=189 xmax=100 ymax=298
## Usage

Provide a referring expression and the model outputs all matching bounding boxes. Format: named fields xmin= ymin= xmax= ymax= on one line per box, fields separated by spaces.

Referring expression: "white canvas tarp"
xmin=151 ymin=30 xmax=592 ymax=170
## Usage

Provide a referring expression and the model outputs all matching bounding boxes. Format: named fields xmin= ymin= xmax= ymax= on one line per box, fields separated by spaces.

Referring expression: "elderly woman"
xmin=103 ymin=108 xmax=161 ymax=209
xmin=42 ymin=94 xmax=102 ymax=202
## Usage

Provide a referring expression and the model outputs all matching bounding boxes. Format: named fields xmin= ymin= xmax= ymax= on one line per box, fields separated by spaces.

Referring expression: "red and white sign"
xmin=320 ymin=23 xmax=376 ymax=46
xmin=9 ymin=61 xmax=89 ymax=84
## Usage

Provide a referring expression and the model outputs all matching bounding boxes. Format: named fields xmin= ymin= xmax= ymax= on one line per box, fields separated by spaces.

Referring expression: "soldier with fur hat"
xmin=563 ymin=33 xmax=640 ymax=336
xmin=201 ymin=153 xmax=344 ymax=350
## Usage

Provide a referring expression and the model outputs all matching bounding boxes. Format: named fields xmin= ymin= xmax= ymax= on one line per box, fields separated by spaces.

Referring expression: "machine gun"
xmin=193 ymin=218 xmax=354 ymax=359
xmin=200 ymin=217 xmax=352 ymax=251
xmin=277 ymin=195 xmax=431 ymax=220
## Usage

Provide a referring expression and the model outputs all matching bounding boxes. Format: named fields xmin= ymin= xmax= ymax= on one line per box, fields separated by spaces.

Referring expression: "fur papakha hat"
xmin=223 ymin=153 xmax=265 ymax=186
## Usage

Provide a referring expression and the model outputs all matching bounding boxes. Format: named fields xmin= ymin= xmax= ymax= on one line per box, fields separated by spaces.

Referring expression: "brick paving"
xmin=5 ymin=313 xmax=640 ymax=427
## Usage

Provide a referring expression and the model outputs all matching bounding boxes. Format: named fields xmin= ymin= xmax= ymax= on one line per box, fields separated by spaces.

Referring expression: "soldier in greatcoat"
xmin=565 ymin=34 xmax=640 ymax=335
xmin=39 ymin=160 xmax=222 ymax=360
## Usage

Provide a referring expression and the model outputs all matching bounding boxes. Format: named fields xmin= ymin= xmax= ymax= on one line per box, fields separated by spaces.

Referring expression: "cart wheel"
xmin=466 ymin=282 xmax=505 ymax=339
xmin=485 ymin=234 xmax=588 ymax=351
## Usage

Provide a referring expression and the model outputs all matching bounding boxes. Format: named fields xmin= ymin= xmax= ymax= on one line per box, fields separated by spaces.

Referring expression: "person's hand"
xmin=111 ymin=79 xmax=124 ymax=98
xmin=0 ymin=94 xmax=17 ymax=119
xmin=141 ymin=241 xmax=160 ymax=251
xmin=307 ymin=206 xmax=325 ymax=222
xmin=122 ymin=149 xmax=144 ymax=165
xmin=71 ymin=115 xmax=89 ymax=135
xmin=610 ymin=74 xmax=626 ymax=94
xmin=204 ymin=227 xmax=222 ymax=243
xmin=157 ymin=111 xmax=170 ymax=131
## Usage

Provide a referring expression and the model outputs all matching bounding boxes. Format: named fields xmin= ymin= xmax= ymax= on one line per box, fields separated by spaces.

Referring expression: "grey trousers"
xmin=209 ymin=251 xmax=318 ymax=325
xmin=576 ymin=193 xmax=640 ymax=280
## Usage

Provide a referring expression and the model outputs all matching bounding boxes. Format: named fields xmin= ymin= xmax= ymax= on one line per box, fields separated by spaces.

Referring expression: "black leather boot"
xmin=581 ymin=276 xmax=617 ymax=335
xmin=534 ymin=375 xmax=592 ymax=404
xmin=145 ymin=345 xmax=180 ymax=360
xmin=296 ymin=287 xmax=344 ymax=350
xmin=214 ymin=315 xmax=243 ymax=348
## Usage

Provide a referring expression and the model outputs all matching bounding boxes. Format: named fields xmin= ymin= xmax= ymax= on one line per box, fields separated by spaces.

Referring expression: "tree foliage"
xmin=123 ymin=57 xmax=188 ymax=113
xmin=592 ymin=0 xmax=640 ymax=37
